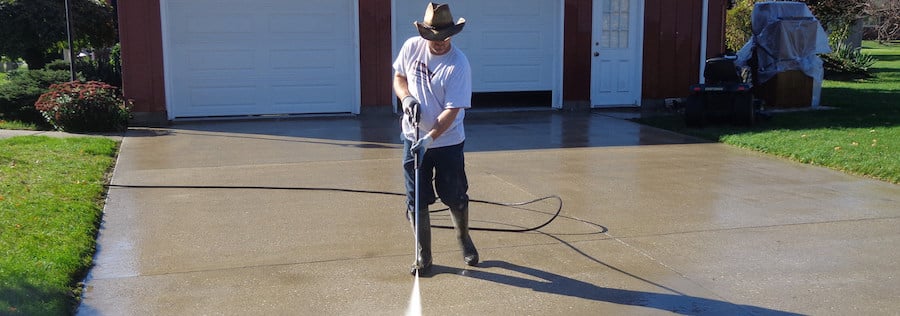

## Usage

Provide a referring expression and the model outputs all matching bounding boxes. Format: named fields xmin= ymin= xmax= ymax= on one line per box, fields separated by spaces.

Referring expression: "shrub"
xmin=43 ymin=59 xmax=72 ymax=71
xmin=34 ymin=81 xmax=130 ymax=132
xmin=43 ymin=55 xmax=122 ymax=87
xmin=0 ymin=69 xmax=72 ymax=126
xmin=821 ymin=41 xmax=878 ymax=79
xmin=726 ymin=0 xmax=755 ymax=51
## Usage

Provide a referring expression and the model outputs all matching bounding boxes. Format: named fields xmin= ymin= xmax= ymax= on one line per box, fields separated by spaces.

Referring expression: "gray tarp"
xmin=736 ymin=1 xmax=831 ymax=106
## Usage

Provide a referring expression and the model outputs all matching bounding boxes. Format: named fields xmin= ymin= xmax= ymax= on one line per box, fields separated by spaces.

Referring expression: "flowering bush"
xmin=34 ymin=81 xmax=130 ymax=132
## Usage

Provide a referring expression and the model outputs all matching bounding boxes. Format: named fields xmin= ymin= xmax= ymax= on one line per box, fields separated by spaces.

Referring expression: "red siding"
xmin=562 ymin=0 xmax=592 ymax=106
xmin=359 ymin=0 xmax=393 ymax=109
xmin=642 ymin=0 xmax=701 ymax=99
xmin=643 ymin=0 xmax=728 ymax=100
xmin=707 ymin=0 xmax=727 ymax=56
xmin=117 ymin=0 xmax=167 ymax=122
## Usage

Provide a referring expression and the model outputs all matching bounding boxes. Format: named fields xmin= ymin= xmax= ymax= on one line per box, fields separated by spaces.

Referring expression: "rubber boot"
xmin=449 ymin=201 xmax=479 ymax=266
xmin=407 ymin=205 xmax=432 ymax=275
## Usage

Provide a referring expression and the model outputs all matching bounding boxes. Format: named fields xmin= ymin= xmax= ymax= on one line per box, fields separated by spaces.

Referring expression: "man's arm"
xmin=427 ymin=108 xmax=460 ymax=140
xmin=393 ymin=73 xmax=411 ymax=99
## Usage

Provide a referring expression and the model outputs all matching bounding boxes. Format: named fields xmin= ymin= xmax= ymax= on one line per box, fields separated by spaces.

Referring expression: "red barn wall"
xmin=643 ymin=0 xmax=728 ymax=100
xmin=562 ymin=0 xmax=592 ymax=108
xmin=117 ymin=0 xmax=167 ymax=124
xmin=358 ymin=0 xmax=394 ymax=112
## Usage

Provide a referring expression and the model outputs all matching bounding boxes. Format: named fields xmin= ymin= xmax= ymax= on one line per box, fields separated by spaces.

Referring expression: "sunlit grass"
xmin=0 ymin=136 xmax=119 ymax=315
xmin=0 ymin=119 xmax=39 ymax=130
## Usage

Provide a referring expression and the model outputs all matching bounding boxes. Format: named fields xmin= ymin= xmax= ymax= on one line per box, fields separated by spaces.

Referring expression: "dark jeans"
xmin=403 ymin=139 xmax=469 ymax=209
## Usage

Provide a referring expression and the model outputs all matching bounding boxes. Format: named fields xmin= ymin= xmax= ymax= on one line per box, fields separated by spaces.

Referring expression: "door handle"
xmin=593 ymin=52 xmax=599 ymax=57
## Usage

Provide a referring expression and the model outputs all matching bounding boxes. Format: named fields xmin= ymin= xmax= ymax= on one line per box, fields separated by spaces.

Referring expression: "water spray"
xmin=405 ymin=269 xmax=422 ymax=316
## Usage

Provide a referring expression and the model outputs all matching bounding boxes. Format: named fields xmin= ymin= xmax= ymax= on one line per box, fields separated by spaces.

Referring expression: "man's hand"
xmin=402 ymin=96 xmax=420 ymax=124
xmin=410 ymin=133 xmax=433 ymax=159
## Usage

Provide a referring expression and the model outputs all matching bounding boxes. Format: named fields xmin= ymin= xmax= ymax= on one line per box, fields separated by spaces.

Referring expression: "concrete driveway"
xmin=77 ymin=110 xmax=900 ymax=315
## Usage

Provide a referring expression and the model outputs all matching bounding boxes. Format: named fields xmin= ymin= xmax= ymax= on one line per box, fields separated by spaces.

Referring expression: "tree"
xmin=725 ymin=0 xmax=755 ymax=51
xmin=865 ymin=0 xmax=900 ymax=42
xmin=803 ymin=0 xmax=869 ymax=44
xmin=0 ymin=0 xmax=117 ymax=69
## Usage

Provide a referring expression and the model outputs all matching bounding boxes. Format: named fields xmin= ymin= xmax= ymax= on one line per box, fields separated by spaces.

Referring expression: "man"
xmin=392 ymin=2 xmax=478 ymax=275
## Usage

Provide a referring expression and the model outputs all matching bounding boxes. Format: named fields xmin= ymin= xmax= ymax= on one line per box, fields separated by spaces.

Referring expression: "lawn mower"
xmin=684 ymin=54 xmax=756 ymax=127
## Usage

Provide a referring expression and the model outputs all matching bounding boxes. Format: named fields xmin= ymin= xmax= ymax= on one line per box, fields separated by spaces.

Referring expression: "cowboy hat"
xmin=414 ymin=3 xmax=465 ymax=41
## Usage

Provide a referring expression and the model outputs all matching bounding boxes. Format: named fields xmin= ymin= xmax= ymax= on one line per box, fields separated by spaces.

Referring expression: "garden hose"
xmin=105 ymin=184 xmax=563 ymax=233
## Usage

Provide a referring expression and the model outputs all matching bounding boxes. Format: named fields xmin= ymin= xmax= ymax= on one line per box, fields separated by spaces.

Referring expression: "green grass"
xmin=636 ymin=41 xmax=900 ymax=183
xmin=0 ymin=136 xmax=119 ymax=315
xmin=0 ymin=120 xmax=39 ymax=131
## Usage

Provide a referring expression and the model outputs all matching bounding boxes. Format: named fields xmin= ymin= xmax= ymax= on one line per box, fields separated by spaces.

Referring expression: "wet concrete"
xmin=78 ymin=110 xmax=900 ymax=315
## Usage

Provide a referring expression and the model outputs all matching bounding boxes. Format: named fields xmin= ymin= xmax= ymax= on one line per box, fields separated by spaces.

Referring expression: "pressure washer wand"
xmin=413 ymin=105 xmax=422 ymax=272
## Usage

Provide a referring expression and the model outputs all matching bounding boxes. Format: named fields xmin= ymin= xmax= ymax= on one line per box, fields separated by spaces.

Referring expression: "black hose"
xmin=105 ymin=184 xmax=562 ymax=233
xmin=430 ymin=195 xmax=562 ymax=232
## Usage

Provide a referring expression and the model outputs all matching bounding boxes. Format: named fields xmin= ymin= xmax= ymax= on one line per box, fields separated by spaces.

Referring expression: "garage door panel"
xmin=479 ymin=65 xmax=547 ymax=91
xmin=188 ymin=50 xmax=256 ymax=71
xmin=482 ymin=65 xmax=542 ymax=82
xmin=267 ymin=14 xmax=340 ymax=36
xmin=269 ymin=49 xmax=337 ymax=70
xmin=267 ymin=72 xmax=340 ymax=85
xmin=480 ymin=0 xmax=545 ymax=15
xmin=481 ymin=32 xmax=544 ymax=50
xmin=190 ymin=86 xmax=258 ymax=107
xmin=186 ymin=14 xmax=254 ymax=34
xmin=272 ymin=85 xmax=338 ymax=105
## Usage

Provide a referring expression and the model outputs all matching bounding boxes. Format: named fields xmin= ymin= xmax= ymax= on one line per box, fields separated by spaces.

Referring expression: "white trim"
xmin=634 ymin=0 xmax=645 ymax=106
xmin=552 ymin=0 xmax=565 ymax=109
xmin=159 ymin=0 xmax=175 ymax=120
xmin=699 ymin=0 xmax=709 ymax=84
xmin=390 ymin=0 xmax=398 ymax=114
xmin=351 ymin=0 xmax=362 ymax=114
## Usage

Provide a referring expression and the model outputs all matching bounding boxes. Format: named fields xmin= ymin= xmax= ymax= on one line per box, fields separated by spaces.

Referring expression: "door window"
xmin=600 ymin=0 xmax=630 ymax=49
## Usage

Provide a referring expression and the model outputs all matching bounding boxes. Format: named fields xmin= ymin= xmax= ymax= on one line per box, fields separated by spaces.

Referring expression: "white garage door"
xmin=162 ymin=0 xmax=359 ymax=118
xmin=394 ymin=0 xmax=562 ymax=101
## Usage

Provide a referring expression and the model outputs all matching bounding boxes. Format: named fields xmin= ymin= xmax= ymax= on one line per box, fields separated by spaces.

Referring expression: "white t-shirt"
xmin=393 ymin=36 xmax=472 ymax=148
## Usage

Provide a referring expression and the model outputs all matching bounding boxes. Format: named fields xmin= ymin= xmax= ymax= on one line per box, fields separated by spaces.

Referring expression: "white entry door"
xmin=591 ymin=0 xmax=643 ymax=107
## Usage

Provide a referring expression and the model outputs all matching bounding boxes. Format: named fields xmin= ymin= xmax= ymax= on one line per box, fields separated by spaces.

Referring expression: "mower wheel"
xmin=685 ymin=94 xmax=704 ymax=127
xmin=732 ymin=93 xmax=755 ymax=126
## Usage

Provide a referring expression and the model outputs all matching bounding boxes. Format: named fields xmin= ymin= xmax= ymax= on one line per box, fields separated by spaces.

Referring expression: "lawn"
xmin=636 ymin=41 xmax=900 ymax=184
xmin=0 ymin=136 xmax=119 ymax=315
xmin=0 ymin=120 xmax=38 ymax=130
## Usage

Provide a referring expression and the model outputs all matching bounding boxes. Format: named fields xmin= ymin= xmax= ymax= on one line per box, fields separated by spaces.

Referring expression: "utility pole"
xmin=64 ymin=0 xmax=76 ymax=81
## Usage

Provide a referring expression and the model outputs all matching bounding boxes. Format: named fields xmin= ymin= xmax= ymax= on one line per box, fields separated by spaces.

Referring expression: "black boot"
xmin=449 ymin=201 xmax=479 ymax=266
xmin=407 ymin=205 xmax=432 ymax=275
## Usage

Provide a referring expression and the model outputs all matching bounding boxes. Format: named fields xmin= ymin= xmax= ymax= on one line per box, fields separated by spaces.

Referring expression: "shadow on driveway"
xmin=446 ymin=260 xmax=802 ymax=316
